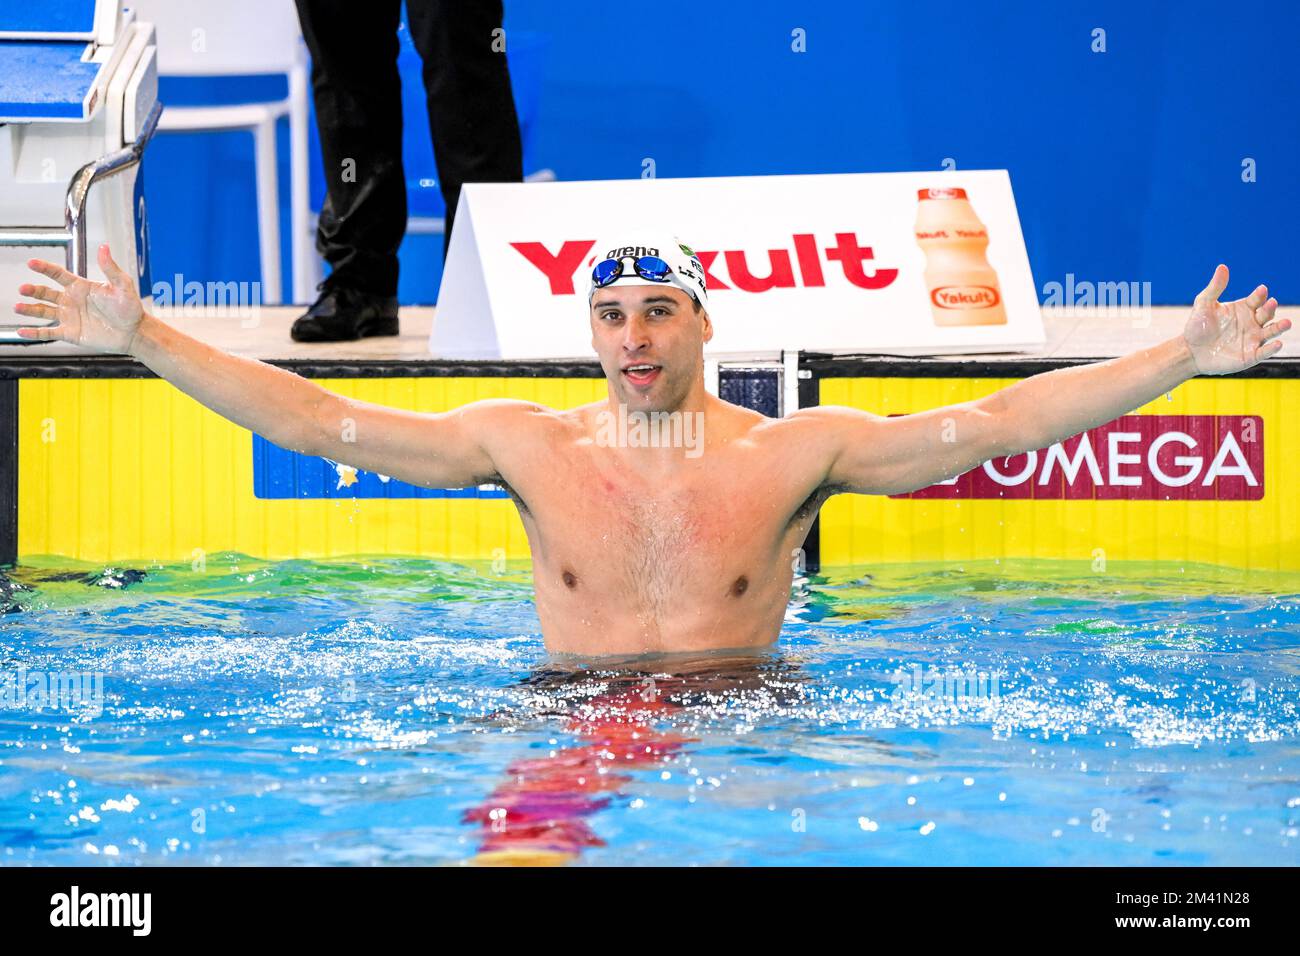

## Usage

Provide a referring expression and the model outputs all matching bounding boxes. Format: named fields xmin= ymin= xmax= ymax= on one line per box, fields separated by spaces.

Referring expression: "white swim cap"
xmin=587 ymin=233 xmax=709 ymax=309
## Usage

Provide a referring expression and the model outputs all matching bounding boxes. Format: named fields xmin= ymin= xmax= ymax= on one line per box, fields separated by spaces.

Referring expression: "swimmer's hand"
xmin=1182 ymin=264 xmax=1291 ymax=375
xmin=12 ymin=244 xmax=144 ymax=354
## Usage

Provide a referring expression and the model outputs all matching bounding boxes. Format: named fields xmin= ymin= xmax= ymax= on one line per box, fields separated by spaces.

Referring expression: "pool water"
xmin=1 ymin=555 xmax=1298 ymax=866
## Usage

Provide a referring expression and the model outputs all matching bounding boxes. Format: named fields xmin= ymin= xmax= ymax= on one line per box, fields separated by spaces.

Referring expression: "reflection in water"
xmin=463 ymin=652 xmax=809 ymax=865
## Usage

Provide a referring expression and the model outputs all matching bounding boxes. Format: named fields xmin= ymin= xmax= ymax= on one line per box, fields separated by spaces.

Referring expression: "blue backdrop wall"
xmin=143 ymin=0 xmax=1299 ymax=308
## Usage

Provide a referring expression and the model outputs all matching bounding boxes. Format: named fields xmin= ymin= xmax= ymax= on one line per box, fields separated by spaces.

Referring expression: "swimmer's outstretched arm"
xmin=798 ymin=264 xmax=1293 ymax=496
xmin=13 ymin=245 xmax=534 ymax=489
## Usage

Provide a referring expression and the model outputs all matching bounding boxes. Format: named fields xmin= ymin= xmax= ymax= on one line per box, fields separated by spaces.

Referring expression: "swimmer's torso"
xmin=485 ymin=400 xmax=835 ymax=656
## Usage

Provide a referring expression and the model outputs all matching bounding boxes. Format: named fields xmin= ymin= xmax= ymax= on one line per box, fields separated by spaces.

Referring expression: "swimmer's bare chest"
xmin=489 ymin=436 xmax=835 ymax=655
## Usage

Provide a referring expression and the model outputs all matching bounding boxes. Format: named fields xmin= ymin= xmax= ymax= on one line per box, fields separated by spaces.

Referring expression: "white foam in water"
xmin=1 ymin=557 xmax=1298 ymax=864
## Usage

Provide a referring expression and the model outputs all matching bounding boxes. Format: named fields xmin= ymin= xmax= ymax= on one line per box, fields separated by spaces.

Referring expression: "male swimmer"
xmin=13 ymin=237 xmax=1292 ymax=656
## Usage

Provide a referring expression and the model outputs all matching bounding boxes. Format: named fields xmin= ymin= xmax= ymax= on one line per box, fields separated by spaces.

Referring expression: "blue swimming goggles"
xmin=591 ymin=254 xmax=675 ymax=289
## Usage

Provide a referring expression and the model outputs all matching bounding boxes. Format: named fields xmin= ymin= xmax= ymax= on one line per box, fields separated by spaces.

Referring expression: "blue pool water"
xmin=1 ymin=556 xmax=1298 ymax=866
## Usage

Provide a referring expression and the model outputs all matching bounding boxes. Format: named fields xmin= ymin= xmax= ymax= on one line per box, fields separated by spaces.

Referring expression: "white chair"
xmin=129 ymin=0 xmax=312 ymax=305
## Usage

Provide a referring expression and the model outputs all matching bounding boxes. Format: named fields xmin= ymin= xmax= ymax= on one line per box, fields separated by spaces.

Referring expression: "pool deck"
xmin=2 ymin=303 xmax=1298 ymax=375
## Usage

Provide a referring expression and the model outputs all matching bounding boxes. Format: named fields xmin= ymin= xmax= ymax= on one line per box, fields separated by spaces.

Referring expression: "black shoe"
xmin=290 ymin=284 xmax=400 ymax=343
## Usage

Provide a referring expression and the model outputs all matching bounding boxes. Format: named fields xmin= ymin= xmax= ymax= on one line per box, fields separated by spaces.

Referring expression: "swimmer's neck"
xmin=589 ymin=378 xmax=722 ymax=467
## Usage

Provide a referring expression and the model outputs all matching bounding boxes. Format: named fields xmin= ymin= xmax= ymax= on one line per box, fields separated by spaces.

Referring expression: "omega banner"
xmin=895 ymin=414 xmax=1263 ymax=500
xmin=429 ymin=170 xmax=1046 ymax=360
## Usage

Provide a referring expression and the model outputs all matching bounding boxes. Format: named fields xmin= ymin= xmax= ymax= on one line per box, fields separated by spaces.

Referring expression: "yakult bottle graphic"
xmin=914 ymin=187 xmax=1007 ymax=326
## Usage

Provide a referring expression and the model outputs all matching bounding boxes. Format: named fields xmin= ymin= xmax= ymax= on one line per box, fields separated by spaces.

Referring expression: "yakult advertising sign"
xmin=430 ymin=170 xmax=1045 ymax=360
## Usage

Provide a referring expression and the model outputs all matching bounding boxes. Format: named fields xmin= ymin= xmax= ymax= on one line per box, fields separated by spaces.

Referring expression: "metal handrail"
xmin=63 ymin=98 xmax=163 ymax=276
xmin=0 ymin=230 xmax=71 ymax=248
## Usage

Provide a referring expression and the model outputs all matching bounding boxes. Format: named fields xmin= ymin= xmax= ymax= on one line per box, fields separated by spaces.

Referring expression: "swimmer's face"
xmin=590 ymin=286 xmax=712 ymax=412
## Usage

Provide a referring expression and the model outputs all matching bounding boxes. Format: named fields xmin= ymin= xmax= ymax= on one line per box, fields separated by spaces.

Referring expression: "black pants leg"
xmin=405 ymin=0 xmax=524 ymax=260
xmin=294 ymin=0 xmax=405 ymax=297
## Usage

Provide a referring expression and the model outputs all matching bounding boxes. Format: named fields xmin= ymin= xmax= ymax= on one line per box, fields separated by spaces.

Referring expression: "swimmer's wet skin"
xmin=14 ymin=245 xmax=1293 ymax=656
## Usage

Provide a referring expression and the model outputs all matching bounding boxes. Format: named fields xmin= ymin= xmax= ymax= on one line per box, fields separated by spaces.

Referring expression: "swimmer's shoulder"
xmin=783 ymin=404 xmax=884 ymax=426
xmin=447 ymin=398 xmax=571 ymax=460
xmin=735 ymin=402 xmax=868 ymax=444
xmin=744 ymin=404 xmax=881 ymax=482
xmin=460 ymin=400 xmax=575 ymax=493
xmin=777 ymin=404 xmax=889 ymax=445
xmin=455 ymin=397 xmax=561 ymax=429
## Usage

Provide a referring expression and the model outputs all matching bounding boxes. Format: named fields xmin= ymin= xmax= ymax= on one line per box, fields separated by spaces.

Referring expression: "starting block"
xmin=0 ymin=0 xmax=160 ymax=343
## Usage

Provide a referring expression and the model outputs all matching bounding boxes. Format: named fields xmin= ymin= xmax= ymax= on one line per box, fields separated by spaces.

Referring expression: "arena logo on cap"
xmin=510 ymin=232 xmax=899 ymax=295
xmin=893 ymin=415 xmax=1264 ymax=500
xmin=603 ymin=244 xmax=661 ymax=259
